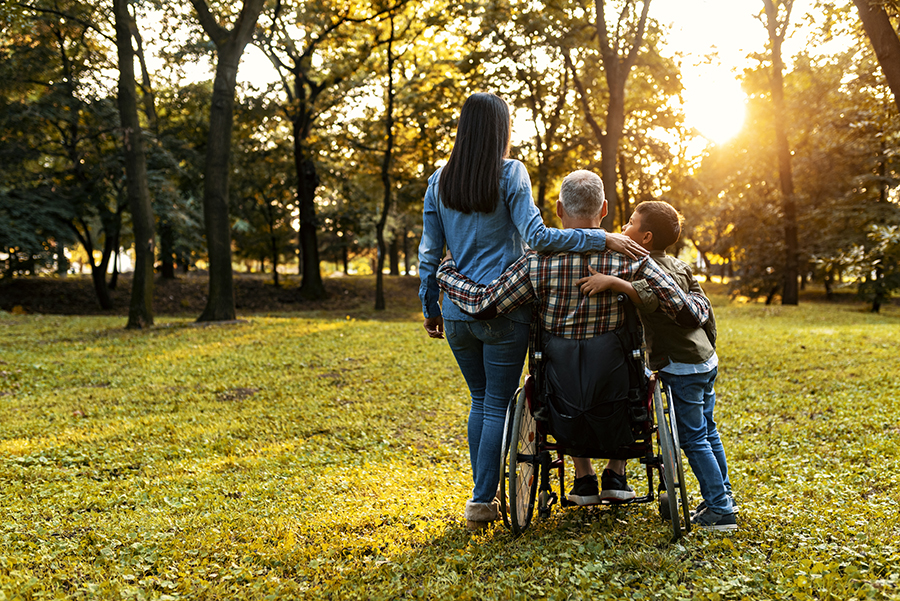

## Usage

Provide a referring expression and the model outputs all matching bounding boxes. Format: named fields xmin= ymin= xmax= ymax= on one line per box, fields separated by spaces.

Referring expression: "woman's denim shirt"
xmin=418 ymin=159 xmax=607 ymax=322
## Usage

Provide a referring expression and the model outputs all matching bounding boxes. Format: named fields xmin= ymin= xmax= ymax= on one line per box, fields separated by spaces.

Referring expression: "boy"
xmin=579 ymin=200 xmax=737 ymax=531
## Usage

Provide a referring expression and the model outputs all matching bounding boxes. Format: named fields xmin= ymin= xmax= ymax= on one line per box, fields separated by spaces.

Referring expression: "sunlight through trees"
xmin=1 ymin=0 xmax=898 ymax=312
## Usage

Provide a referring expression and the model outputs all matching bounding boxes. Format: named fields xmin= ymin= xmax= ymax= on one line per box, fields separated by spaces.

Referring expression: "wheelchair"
xmin=498 ymin=295 xmax=692 ymax=541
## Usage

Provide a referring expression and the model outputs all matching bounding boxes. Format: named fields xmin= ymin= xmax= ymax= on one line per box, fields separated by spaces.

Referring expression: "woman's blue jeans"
xmin=659 ymin=367 xmax=733 ymax=514
xmin=445 ymin=316 xmax=530 ymax=504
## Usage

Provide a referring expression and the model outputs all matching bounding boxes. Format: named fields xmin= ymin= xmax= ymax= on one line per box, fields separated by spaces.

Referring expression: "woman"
xmin=418 ymin=92 xmax=642 ymax=531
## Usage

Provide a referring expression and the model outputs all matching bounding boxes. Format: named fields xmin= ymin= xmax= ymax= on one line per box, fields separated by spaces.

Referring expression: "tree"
xmin=189 ymin=0 xmax=268 ymax=322
xmin=852 ymin=0 xmax=900 ymax=112
xmin=565 ymin=0 xmax=652 ymax=229
xmin=761 ymin=0 xmax=800 ymax=304
xmin=0 ymin=1 xmax=124 ymax=308
xmin=114 ymin=0 xmax=154 ymax=328
xmin=255 ymin=0 xmax=398 ymax=300
xmin=485 ymin=3 xmax=586 ymax=221
xmin=230 ymin=98 xmax=296 ymax=286
xmin=374 ymin=9 xmax=398 ymax=311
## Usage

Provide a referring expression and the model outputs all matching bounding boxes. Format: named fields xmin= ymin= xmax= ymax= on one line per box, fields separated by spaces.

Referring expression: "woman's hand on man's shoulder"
xmin=606 ymin=232 xmax=649 ymax=260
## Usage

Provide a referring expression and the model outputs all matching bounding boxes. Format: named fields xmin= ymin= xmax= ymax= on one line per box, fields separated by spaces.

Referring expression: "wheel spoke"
xmin=508 ymin=388 xmax=538 ymax=534
xmin=654 ymin=382 xmax=682 ymax=541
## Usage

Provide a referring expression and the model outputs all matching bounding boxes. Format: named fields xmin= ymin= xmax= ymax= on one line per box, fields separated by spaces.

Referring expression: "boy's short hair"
xmin=633 ymin=201 xmax=684 ymax=250
xmin=560 ymin=170 xmax=605 ymax=219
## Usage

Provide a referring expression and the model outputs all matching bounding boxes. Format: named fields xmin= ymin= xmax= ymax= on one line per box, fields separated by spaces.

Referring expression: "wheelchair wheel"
xmin=499 ymin=394 xmax=515 ymax=530
xmin=504 ymin=387 xmax=538 ymax=535
xmin=665 ymin=383 xmax=692 ymax=534
xmin=653 ymin=381 xmax=685 ymax=541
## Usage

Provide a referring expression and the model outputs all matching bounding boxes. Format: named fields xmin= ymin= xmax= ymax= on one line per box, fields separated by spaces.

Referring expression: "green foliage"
xmin=230 ymin=98 xmax=297 ymax=276
xmin=151 ymin=81 xmax=212 ymax=273
xmin=856 ymin=225 xmax=900 ymax=310
xmin=1 ymin=294 xmax=899 ymax=599
xmin=0 ymin=0 xmax=128 ymax=287
xmin=689 ymin=12 xmax=900 ymax=300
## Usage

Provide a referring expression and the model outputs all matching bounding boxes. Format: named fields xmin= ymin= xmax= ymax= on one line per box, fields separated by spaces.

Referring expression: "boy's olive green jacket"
xmin=635 ymin=250 xmax=717 ymax=371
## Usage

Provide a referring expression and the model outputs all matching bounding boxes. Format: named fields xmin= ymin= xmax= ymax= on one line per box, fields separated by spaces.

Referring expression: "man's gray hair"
xmin=560 ymin=170 xmax=605 ymax=219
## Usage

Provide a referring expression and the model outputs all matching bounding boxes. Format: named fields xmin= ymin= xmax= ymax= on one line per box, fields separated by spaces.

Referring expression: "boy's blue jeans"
xmin=445 ymin=316 xmax=529 ymax=504
xmin=659 ymin=367 xmax=733 ymax=514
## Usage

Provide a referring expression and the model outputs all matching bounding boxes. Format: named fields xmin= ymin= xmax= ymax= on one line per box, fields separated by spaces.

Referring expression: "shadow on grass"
xmin=308 ymin=500 xmax=679 ymax=599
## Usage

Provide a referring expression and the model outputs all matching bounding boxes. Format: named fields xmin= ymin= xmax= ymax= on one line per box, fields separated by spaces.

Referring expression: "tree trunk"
xmin=126 ymin=5 xmax=163 ymax=326
xmin=130 ymin=20 xmax=159 ymax=132
xmin=191 ymin=0 xmax=267 ymax=322
xmin=402 ymin=230 xmax=410 ymax=275
xmin=109 ymin=204 xmax=124 ymax=290
xmin=197 ymin=57 xmax=239 ymax=321
xmin=342 ymin=246 xmax=349 ymax=275
xmin=159 ymin=219 xmax=176 ymax=279
xmin=389 ymin=234 xmax=400 ymax=276
xmin=285 ymin=60 xmax=326 ymax=299
xmin=852 ymin=0 xmax=900 ymax=113
xmin=600 ymin=81 xmax=626 ymax=230
xmin=270 ymin=229 xmax=280 ymax=287
xmin=618 ymin=151 xmax=630 ymax=226
xmin=297 ymin=154 xmax=326 ymax=299
xmin=375 ymin=13 xmax=396 ymax=311
xmin=91 ymin=233 xmax=116 ymax=310
xmin=763 ymin=0 xmax=799 ymax=305
xmin=296 ymin=238 xmax=303 ymax=276
xmin=600 ymin=0 xmax=650 ymax=230
xmin=535 ymin=160 xmax=550 ymax=220
xmin=871 ymin=263 xmax=884 ymax=312
xmin=55 ymin=241 xmax=68 ymax=276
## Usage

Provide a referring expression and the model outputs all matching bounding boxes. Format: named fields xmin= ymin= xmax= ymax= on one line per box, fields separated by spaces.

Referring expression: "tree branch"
xmin=564 ymin=49 xmax=607 ymax=145
xmin=188 ymin=0 xmax=229 ymax=46
xmin=12 ymin=2 xmax=115 ymax=43
xmin=623 ymin=0 xmax=651 ymax=71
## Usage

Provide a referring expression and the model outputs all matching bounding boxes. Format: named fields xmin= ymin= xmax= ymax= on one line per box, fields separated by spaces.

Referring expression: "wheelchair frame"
xmin=499 ymin=369 xmax=692 ymax=542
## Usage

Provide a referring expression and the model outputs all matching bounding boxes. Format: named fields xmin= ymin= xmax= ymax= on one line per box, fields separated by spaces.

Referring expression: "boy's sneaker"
xmin=600 ymin=468 xmax=636 ymax=503
xmin=691 ymin=507 xmax=738 ymax=531
xmin=693 ymin=493 xmax=739 ymax=516
xmin=567 ymin=474 xmax=600 ymax=505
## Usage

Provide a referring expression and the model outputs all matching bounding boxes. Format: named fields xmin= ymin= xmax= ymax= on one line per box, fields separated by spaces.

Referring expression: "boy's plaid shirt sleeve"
xmin=436 ymin=255 xmax=535 ymax=317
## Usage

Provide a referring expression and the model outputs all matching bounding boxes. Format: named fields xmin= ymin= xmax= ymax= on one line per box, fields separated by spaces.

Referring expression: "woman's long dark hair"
xmin=438 ymin=92 xmax=511 ymax=214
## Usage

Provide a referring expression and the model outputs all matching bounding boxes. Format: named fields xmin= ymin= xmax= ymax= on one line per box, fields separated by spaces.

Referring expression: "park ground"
xmin=1 ymin=276 xmax=899 ymax=600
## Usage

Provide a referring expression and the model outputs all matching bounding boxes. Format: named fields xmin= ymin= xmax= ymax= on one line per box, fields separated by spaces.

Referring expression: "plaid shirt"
xmin=437 ymin=249 xmax=710 ymax=365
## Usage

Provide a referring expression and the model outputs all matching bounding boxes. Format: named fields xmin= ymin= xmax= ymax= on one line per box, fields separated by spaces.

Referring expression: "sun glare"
xmin=682 ymin=72 xmax=747 ymax=146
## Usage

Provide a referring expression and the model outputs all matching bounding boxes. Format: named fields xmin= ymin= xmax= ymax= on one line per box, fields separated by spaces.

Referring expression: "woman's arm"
xmin=506 ymin=162 xmax=647 ymax=258
xmin=418 ymin=180 xmax=445 ymax=335
xmin=506 ymin=163 xmax=605 ymax=253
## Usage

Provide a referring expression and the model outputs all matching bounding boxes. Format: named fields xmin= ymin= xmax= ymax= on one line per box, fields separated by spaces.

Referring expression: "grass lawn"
xmin=1 ymin=280 xmax=899 ymax=600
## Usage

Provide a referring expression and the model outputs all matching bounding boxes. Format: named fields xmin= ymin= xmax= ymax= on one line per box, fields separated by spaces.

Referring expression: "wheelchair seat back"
xmin=536 ymin=295 xmax=650 ymax=458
